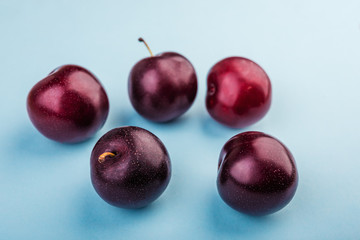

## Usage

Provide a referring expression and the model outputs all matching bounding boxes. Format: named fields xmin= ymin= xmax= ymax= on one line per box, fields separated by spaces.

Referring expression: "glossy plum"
xmin=90 ymin=126 xmax=171 ymax=208
xmin=128 ymin=38 xmax=197 ymax=122
xmin=206 ymin=57 xmax=271 ymax=128
xmin=217 ymin=131 xmax=298 ymax=216
xmin=27 ymin=65 xmax=109 ymax=143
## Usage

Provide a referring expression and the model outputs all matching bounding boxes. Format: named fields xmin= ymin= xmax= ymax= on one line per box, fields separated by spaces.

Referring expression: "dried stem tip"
xmin=138 ymin=37 xmax=154 ymax=57
xmin=98 ymin=152 xmax=116 ymax=163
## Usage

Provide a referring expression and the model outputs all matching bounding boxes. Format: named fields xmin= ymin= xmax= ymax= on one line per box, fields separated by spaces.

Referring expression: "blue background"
xmin=1 ymin=0 xmax=360 ymax=239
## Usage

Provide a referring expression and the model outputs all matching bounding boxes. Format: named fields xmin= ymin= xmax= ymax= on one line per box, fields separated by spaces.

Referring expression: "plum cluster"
xmin=27 ymin=38 xmax=298 ymax=216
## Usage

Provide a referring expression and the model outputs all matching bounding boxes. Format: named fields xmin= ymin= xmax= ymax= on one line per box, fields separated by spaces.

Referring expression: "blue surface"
xmin=1 ymin=1 xmax=360 ymax=239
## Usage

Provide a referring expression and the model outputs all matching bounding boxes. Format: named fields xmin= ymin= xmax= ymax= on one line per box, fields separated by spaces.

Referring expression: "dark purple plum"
xmin=217 ymin=131 xmax=298 ymax=216
xmin=27 ymin=65 xmax=109 ymax=143
xmin=206 ymin=57 xmax=271 ymax=128
xmin=90 ymin=126 xmax=171 ymax=208
xmin=128 ymin=38 xmax=197 ymax=122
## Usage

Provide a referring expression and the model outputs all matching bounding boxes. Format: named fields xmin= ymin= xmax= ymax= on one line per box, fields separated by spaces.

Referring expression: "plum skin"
xmin=27 ymin=65 xmax=109 ymax=143
xmin=90 ymin=126 xmax=171 ymax=208
xmin=217 ymin=131 xmax=298 ymax=216
xmin=128 ymin=52 xmax=197 ymax=122
xmin=206 ymin=57 xmax=272 ymax=128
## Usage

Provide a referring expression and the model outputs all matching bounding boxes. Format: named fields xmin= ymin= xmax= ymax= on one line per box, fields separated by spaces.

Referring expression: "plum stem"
xmin=98 ymin=152 xmax=116 ymax=163
xmin=138 ymin=37 xmax=154 ymax=57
